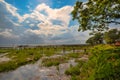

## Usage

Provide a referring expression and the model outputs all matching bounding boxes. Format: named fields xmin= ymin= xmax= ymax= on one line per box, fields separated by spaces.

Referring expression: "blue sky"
xmin=0 ymin=0 xmax=90 ymax=46
xmin=5 ymin=0 xmax=79 ymax=15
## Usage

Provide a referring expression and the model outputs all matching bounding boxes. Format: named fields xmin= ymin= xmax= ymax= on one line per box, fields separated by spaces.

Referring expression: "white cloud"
xmin=21 ymin=3 xmax=73 ymax=36
xmin=6 ymin=17 xmax=21 ymax=26
xmin=29 ymin=24 xmax=35 ymax=27
xmin=0 ymin=29 xmax=19 ymax=39
xmin=0 ymin=0 xmax=23 ymax=22
xmin=0 ymin=1 xmax=90 ymax=46
xmin=26 ymin=20 xmax=30 ymax=24
xmin=34 ymin=3 xmax=73 ymax=26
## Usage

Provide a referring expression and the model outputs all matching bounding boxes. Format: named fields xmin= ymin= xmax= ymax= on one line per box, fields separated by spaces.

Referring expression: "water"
xmin=0 ymin=58 xmax=77 ymax=80
xmin=0 ymin=50 xmax=84 ymax=80
xmin=0 ymin=61 xmax=75 ymax=80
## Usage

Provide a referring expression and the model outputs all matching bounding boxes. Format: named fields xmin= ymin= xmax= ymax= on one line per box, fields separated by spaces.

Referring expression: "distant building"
xmin=115 ymin=39 xmax=120 ymax=46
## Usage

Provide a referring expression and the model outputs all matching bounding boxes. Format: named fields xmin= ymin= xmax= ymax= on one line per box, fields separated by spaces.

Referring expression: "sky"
xmin=0 ymin=0 xmax=89 ymax=46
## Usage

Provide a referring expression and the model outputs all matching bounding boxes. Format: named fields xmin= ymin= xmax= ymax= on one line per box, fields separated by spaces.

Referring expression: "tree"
xmin=72 ymin=0 xmax=120 ymax=31
xmin=86 ymin=32 xmax=103 ymax=45
xmin=86 ymin=37 xmax=95 ymax=45
xmin=104 ymin=29 xmax=120 ymax=44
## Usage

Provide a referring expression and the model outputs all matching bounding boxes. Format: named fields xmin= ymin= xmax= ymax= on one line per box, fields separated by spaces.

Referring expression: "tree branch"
xmin=106 ymin=21 xmax=120 ymax=24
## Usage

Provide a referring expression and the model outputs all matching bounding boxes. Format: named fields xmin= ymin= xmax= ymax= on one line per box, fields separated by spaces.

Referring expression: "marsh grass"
xmin=65 ymin=60 xmax=86 ymax=80
xmin=65 ymin=64 xmax=80 ymax=76
xmin=0 ymin=48 xmax=42 ymax=72
xmin=65 ymin=52 xmax=83 ymax=59
xmin=0 ymin=49 xmax=11 ymax=54
xmin=66 ymin=45 xmax=120 ymax=80
xmin=42 ymin=56 xmax=68 ymax=67
xmin=0 ymin=45 xmax=87 ymax=72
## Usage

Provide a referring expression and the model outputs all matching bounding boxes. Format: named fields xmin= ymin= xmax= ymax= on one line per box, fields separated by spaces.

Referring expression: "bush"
xmin=79 ymin=45 xmax=120 ymax=80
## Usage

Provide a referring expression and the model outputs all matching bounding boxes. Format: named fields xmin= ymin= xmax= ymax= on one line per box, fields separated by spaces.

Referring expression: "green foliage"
xmin=72 ymin=0 xmax=120 ymax=31
xmin=79 ymin=45 xmax=120 ymax=80
xmin=104 ymin=29 xmax=120 ymax=44
xmin=0 ymin=61 xmax=18 ymax=72
xmin=70 ymin=76 xmax=79 ymax=80
xmin=86 ymin=29 xmax=120 ymax=45
xmin=0 ymin=48 xmax=42 ymax=72
xmin=66 ymin=52 xmax=83 ymax=58
xmin=86 ymin=32 xmax=103 ymax=45
xmin=0 ymin=49 xmax=10 ymax=53
xmin=0 ymin=45 xmax=87 ymax=72
xmin=43 ymin=48 xmax=58 ymax=56
xmin=65 ymin=65 xmax=80 ymax=76
xmin=42 ymin=57 xmax=68 ymax=67
xmin=65 ymin=60 xmax=86 ymax=80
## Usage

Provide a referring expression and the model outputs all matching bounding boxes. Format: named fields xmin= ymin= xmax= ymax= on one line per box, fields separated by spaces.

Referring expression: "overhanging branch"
xmin=106 ymin=21 xmax=120 ymax=24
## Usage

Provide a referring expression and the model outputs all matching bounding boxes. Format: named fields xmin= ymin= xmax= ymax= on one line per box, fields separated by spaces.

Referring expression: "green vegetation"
xmin=65 ymin=52 xmax=84 ymax=59
xmin=86 ymin=29 xmax=120 ymax=45
xmin=0 ymin=48 xmax=42 ymax=72
xmin=42 ymin=50 xmax=85 ymax=67
xmin=0 ymin=49 xmax=11 ymax=54
xmin=65 ymin=60 xmax=85 ymax=80
xmin=86 ymin=32 xmax=103 ymax=45
xmin=86 ymin=45 xmax=120 ymax=80
xmin=65 ymin=45 xmax=120 ymax=80
xmin=65 ymin=65 xmax=80 ymax=76
xmin=72 ymin=0 xmax=120 ymax=31
xmin=0 ymin=45 xmax=87 ymax=72
xmin=0 ymin=47 xmax=60 ymax=72
xmin=42 ymin=56 xmax=68 ymax=67
xmin=3 ymin=44 xmax=120 ymax=80
xmin=104 ymin=29 xmax=120 ymax=44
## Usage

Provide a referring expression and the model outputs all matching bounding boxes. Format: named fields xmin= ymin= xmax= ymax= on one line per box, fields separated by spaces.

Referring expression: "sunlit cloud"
xmin=0 ymin=0 xmax=90 ymax=46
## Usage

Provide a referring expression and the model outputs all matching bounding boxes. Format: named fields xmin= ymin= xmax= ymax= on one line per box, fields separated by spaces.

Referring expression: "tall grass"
xmin=42 ymin=56 xmax=68 ymax=67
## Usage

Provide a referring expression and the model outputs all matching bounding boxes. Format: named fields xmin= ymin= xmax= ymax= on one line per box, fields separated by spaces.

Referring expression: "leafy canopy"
xmin=104 ymin=29 xmax=120 ymax=44
xmin=86 ymin=32 xmax=103 ymax=45
xmin=86 ymin=29 xmax=120 ymax=45
xmin=72 ymin=0 xmax=120 ymax=31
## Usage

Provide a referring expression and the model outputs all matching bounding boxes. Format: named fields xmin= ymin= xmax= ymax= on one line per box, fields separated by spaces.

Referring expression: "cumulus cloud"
xmin=20 ymin=3 xmax=73 ymax=37
xmin=0 ymin=0 xmax=89 ymax=46
xmin=23 ymin=4 xmax=72 ymax=29
xmin=29 ymin=24 xmax=35 ymax=27
xmin=0 ymin=29 xmax=19 ymax=39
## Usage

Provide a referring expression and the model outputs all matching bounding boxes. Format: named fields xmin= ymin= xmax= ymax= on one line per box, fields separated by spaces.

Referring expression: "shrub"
xmin=80 ymin=45 xmax=120 ymax=80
